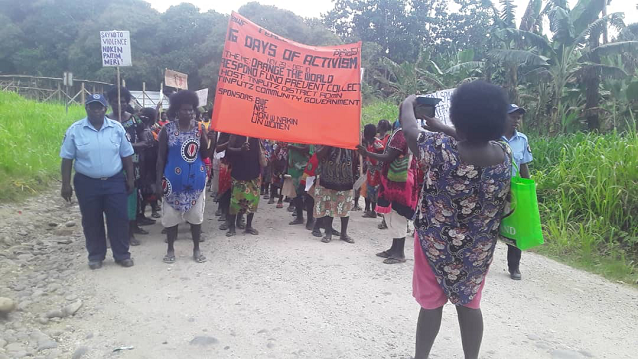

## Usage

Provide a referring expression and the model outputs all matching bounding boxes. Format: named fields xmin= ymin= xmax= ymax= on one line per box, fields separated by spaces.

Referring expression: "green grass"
xmin=361 ymin=100 xmax=399 ymax=127
xmin=0 ymin=91 xmax=85 ymax=201
xmin=530 ymin=132 xmax=637 ymax=284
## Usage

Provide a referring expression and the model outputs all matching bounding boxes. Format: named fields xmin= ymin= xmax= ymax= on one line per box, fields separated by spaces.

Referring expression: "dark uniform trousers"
xmin=73 ymin=172 xmax=131 ymax=262
xmin=507 ymin=244 xmax=522 ymax=271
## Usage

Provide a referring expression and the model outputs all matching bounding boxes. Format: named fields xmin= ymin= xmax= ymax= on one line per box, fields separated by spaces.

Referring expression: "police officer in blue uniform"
xmin=502 ymin=104 xmax=533 ymax=280
xmin=60 ymin=94 xmax=136 ymax=270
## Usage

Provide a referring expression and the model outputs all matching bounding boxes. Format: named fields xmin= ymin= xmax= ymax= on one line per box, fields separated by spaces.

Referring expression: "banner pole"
xmin=116 ymin=66 xmax=122 ymax=122
xmin=159 ymin=82 xmax=164 ymax=117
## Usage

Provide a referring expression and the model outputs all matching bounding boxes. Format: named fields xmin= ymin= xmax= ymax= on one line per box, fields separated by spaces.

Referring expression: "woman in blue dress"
xmin=156 ymin=91 xmax=214 ymax=263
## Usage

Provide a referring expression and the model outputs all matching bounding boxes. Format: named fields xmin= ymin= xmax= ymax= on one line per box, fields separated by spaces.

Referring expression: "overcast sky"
xmin=148 ymin=0 xmax=638 ymax=24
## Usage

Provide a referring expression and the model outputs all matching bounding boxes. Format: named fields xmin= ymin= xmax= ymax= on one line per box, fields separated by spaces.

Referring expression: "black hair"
xmin=377 ymin=119 xmax=392 ymax=133
xmin=106 ymin=86 xmax=132 ymax=103
xmin=363 ymin=124 xmax=377 ymax=140
xmin=167 ymin=90 xmax=199 ymax=118
xmin=449 ymin=80 xmax=507 ymax=142
xmin=139 ymin=107 xmax=158 ymax=123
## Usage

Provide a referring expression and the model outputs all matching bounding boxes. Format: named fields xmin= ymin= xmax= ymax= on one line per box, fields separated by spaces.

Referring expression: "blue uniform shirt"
xmin=502 ymin=131 xmax=533 ymax=177
xmin=60 ymin=117 xmax=134 ymax=178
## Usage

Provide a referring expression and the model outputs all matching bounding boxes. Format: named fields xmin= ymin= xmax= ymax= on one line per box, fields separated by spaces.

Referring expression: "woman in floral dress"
xmin=400 ymin=81 xmax=512 ymax=359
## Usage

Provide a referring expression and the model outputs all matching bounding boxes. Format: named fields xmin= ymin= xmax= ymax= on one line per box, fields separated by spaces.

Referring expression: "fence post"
xmin=57 ymin=82 xmax=61 ymax=102
xmin=81 ymin=82 xmax=86 ymax=105
xmin=142 ymin=82 xmax=146 ymax=107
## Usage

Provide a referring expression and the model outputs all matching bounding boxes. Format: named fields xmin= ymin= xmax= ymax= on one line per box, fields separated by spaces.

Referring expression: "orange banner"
xmin=211 ymin=12 xmax=362 ymax=149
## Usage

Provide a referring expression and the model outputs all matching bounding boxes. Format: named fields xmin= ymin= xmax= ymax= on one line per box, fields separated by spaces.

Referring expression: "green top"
xmin=288 ymin=144 xmax=314 ymax=179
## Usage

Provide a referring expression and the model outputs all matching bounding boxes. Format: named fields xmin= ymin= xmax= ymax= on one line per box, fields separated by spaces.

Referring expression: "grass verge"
xmin=530 ymin=132 xmax=637 ymax=285
xmin=0 ymin=91 xmax=85 ymax=201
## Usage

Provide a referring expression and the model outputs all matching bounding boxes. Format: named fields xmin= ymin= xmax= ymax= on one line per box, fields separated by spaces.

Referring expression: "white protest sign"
xmin=423 ymin=88 xmax=455 ymax=126
xmin=196 ymin=88 xmax=209 ymax=107
xmin=165 ymin=69 xmax=188 ymax=90
xmin=100 ymin=31 xmax=132 ymax=67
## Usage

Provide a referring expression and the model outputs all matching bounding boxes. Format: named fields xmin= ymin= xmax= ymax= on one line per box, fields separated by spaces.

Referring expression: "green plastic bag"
xmin=499 ymin=164 xmax=544 ymax=250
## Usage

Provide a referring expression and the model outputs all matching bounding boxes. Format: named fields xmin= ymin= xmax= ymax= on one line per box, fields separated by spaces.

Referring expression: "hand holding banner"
xmin=211 ymin=12 xmax=361 ymax=149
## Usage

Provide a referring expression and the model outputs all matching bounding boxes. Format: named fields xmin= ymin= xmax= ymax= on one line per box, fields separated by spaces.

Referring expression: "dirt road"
xmin=0 ymin=190 xmax=637 ymax=359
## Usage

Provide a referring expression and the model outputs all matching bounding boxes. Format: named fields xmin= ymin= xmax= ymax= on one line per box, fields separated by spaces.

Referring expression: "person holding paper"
xmin=400 ymin=81 xmax=512 ymax=359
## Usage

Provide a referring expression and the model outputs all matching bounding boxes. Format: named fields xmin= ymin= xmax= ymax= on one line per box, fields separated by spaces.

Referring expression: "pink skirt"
xmin=412 ymin=234 xmax=486 ymax=309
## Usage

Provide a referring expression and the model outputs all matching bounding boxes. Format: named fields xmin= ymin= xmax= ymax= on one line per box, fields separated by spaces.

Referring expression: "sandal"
xmin=289 ymin=218 xmax=304 ymax=225
xmin=226 ymin=230 xmax=236 ymax=237
xmin=378 ymin=222 xmax=388 ymax=230
xmin=341 ymin=236 xmax=355 ymax=244
xmin=376 ymin=250 xmax=392 ymax=258
xmin=362 ymin=211 xmax=376 ymax=218
xmin=219 ymin=222 xmax=229 ymax=231
xmin=276 ymin=203 xmax=283 ymax=209
xmin=133 ymin=227 xmax=149 ymax=235
xmin=194 ymin=254 xmax=207 ymax=263
xmin=130 ymin=237 xmax=141 ymax=246
xmin=383 ymin=257 xmax=406 ymax=265
xmin=163 ymin=254 xmax=175 ymax=263
xmin=244 ymin=227 xmax=259 ymax=235
xmin=321 ymin=236 xmax=332 ymax=243
xmin=312 ymin=230 xmax=323 ymax=238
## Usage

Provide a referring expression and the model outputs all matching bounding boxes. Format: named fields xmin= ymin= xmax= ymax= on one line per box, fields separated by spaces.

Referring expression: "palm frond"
xmin=571 ymin=63 xmax=628 ymax=81
xmin=487 ymin=49 xmax=549 ymax=66
xmin=548 ymin=6 xmax=574 ymax=44
xmin=428 ymin=60 xmax=443 ymax=76
xmin=570 ymin=0 xmax=606 ymax=35
xmin=522 ymin=67 xmax=553 ymax=81
xmin=416 ymin=69 xmax=445 ymax=89
xmin=445 ymin=61 xmax=485 ymax=74
xmin=520 ymin=0 xmax=543 ymax=33
xmin=500 ymin=0 xmax=517 ymax=28
xmin=591 ymin=41 xmax=638 ymax=57
xmin=496 ymin=28 xmax=553 ymax=53
xmin=573 ymin=12 xmax=626 ymax=46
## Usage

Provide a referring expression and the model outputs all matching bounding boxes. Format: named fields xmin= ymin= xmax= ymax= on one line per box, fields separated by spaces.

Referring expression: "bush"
xmin=0 ymin=91 xmax=85 ymax=201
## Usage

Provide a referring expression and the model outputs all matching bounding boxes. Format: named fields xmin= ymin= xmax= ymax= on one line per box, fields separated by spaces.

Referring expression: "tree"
xmin=323 ymin=0 xmax=421 ymax=63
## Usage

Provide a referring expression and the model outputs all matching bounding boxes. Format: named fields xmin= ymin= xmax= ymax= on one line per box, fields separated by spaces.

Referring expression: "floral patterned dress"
xmin=414 ymin=132 xmax=511 ymax=306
